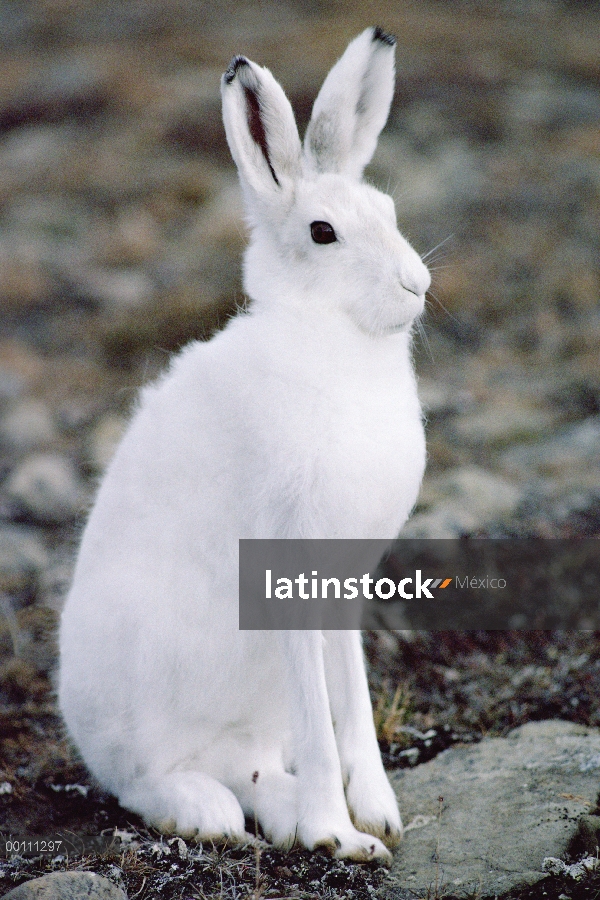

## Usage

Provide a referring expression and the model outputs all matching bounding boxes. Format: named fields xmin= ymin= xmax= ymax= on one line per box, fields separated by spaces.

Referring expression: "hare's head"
xmin=221 ymin=27 xmax=430 ymax=335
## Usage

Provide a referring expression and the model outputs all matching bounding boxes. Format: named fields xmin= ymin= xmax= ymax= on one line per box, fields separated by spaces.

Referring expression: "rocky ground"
xmin=0 ymin=0 xmax=599 ymax=897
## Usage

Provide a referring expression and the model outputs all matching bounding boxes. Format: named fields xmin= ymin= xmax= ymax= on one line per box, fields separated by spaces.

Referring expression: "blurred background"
xmin=0 ymin=0 xmax=599 ymax=884
xmin=0 ymin=0 xmax=598 ymax=552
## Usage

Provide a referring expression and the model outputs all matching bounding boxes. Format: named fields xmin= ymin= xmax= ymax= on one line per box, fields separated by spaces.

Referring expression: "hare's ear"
xmin=304 ymin=27 xmax=396 ymax=179
xmin=221 ymin=56 xmax=301 ymax=207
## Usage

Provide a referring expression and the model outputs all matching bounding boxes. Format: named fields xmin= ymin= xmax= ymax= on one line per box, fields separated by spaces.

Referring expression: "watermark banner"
xmin=0 ymin=834 xmax=118 ymax=857
xmin=238 ymin=539 xmax=600 ymax=630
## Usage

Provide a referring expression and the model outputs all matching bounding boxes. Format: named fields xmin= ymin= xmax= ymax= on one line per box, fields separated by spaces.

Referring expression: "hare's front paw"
xmin=299 ymin=819 xmax=392 ymax=864
xmin=346 ymin=767 xmax=402 ymax=848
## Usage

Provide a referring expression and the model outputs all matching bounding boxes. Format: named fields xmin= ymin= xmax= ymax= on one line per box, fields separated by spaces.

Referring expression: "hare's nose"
xmin=399 ymin=253 xmax=431 ymax=297
xmin=400 ymin=260 xmax=430 ymax=297
xmin=394 ymin=236 xmax=431 ymax=296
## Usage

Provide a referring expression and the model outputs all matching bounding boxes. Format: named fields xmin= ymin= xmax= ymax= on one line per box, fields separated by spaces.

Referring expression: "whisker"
xmin=422 ymin=253 xmax=451 ymax=270
xmin=422 ymin=234 xmax=454 ymax=261
xmin=427 ymin=289 xmax=461 ymax=325
xmin=391 ymin=183 xmax=411 ymax=205
xmin=415 ymin=317 xmax=434 ymax=362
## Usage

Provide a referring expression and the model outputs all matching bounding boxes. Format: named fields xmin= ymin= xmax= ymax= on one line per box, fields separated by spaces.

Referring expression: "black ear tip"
xmin=372 ymin=26 xmax=396 ymax=47
xmin=224 ymin=55 xmax=249 ymax=84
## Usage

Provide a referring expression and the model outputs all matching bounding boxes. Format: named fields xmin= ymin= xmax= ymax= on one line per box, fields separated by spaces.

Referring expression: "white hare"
xmin=59 ymin=27 xmax=430 ymax=863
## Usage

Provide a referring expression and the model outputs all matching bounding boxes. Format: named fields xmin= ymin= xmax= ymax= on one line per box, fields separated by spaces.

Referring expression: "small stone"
xmin=168 ymin=836 xmax=188 ymax=859
xmin=76 ymin=267 xmax=155 ymax=310
xmin=0 ymin=399 xmax=57 ymax=451
xmin=500 ymin=416 xmax=600 ymax=491
xmin=4 ymin=453 xmax=88 ymax=525
xmin=150 ymin=841 xmax=167 ymax=859
xmin=543 ymin=855 xmax=600 ymax=880
xmin=0 ymin=127 xmax=66 ymax=184
xmin=453 ymin=398 xmax=556 ymax=447
xmin=1 ymin=871 xmax=126 ymax=899
xmin=542 ymin=857 xmax=568 ymax=876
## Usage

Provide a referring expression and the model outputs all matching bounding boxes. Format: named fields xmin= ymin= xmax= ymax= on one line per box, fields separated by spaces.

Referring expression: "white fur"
xmin=59 ymin=28 xmax=429 ymax=864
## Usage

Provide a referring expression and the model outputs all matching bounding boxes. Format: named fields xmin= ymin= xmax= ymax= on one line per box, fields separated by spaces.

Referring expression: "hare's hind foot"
xmin=258 ymin=790 xmax=393 ymax=862
xmin=301 ymin=819 xmax=393 ymax=864
xmin=234 ymin=769 xmax=392 ymax=862
xmin=120 ymin=771 xmax=248 ymax=842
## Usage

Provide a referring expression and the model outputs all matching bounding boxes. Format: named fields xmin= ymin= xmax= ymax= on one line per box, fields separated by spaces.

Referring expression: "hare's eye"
xmin=310 ymin=221 xmax=337 ymax=244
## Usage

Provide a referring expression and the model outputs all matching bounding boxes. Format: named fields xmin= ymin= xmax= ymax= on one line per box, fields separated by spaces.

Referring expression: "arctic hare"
xmin=59 ymin=27 xmax=429 ymax=863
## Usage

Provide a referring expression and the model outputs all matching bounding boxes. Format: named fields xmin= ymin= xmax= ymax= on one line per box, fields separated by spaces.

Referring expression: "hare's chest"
xmin=348 ymin=399 xmax=425 ymax=531
xmin=295 ymin=383 xmax=426 ymax=537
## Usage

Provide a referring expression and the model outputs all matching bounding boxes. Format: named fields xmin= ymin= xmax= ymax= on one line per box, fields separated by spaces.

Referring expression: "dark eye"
xmin=310 ymin=221 xmax=337 ymax=244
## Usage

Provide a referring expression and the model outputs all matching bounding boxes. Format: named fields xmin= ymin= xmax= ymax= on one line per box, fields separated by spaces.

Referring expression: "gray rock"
xmin=381 ymin=721 xmax=600 ymax=899
xmin=1 ymin=871 xmax=126 ymax=899
xmin=4 ymin=454 xmax=88 ymax=525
